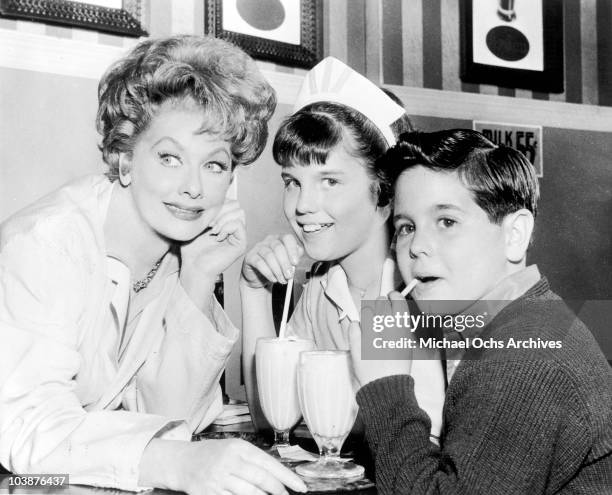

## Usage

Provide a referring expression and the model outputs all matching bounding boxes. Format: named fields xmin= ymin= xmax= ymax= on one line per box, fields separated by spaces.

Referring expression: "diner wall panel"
xmin=322 ymin=0 xmax=612 ymax=107
xmin=0 ymin=68 xmax=103 ymax=219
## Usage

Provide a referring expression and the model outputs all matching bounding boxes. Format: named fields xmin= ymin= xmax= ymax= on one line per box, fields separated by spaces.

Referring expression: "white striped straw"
xmin=400 ymin=278 xmax=418 ymax=297
xmin=278 ymin=277 xmax=294 ymax=339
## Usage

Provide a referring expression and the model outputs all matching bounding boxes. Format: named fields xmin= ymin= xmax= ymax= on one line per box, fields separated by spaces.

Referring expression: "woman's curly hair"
xmin=96 ymin=35 xmax=276 ymax=179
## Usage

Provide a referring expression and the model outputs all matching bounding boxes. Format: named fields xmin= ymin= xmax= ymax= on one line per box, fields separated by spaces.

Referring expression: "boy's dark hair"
xmin=380 ymin=129 xmax=539 ymax=223
xmin=272 ymin=89 xmax=414 ymax=207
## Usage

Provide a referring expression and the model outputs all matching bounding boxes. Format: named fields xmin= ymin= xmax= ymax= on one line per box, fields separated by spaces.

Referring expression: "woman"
xmin=0 ymin=35 xmax=305 ymax=495
xmin=240 ymin=57 xmax=444 ymax=442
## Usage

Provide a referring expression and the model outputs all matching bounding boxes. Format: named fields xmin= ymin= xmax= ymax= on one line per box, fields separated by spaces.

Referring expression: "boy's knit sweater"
xmin=357 ymin=278 xmax=612 ymax=494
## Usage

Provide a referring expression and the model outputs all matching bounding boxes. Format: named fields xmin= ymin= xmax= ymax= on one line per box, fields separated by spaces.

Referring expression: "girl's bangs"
xmin=273 ymin=110 xmax=343 ymax=167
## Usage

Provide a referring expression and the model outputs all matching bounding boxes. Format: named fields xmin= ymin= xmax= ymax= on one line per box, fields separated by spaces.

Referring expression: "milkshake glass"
xmin=256 ymin=337 xmax=314 ymax=453
xmin=296 ymin=350 xmax=364 ymax=480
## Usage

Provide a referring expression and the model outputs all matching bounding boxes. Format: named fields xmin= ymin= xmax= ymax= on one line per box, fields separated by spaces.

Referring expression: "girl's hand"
xmin=348 ymin=291 xmax=413 ymax=388
xmin=241 ymin=234 xmax=304 ymax=289
xmin=180 ymin=199 xmax=247 ymax=281
xmin=140 ymin=438 xmax=307 ymax=495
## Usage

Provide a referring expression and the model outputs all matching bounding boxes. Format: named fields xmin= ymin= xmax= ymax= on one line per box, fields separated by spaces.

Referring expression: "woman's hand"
xmin=241 ymin=234 xmax=304 ymax=289
xmin=181 ymin=199 xmax=247 ymax=279
xmin=348 ymin=291 xmax=413 ymax=388
xmin=140 ymin=438 xmax=307 ymax=495
xmin=179 ymin=200 xmax=246 ymax=313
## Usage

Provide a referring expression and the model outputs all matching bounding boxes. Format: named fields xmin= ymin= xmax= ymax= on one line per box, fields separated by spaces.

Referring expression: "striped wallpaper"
xmin=1 ymin=0 xmax=610 ymax=106
xmin=322 ymin=0 xmax=612 ymax=107
xmin=0 ymin=0 xmax=196 ymax=51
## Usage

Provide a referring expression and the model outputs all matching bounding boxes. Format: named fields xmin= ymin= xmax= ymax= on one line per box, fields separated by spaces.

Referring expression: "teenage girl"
xmin=240 ymin=57 xmax=445 ymax=442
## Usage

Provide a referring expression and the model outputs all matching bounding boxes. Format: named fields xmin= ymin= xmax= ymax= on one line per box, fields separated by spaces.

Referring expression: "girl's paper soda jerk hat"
xmin=293 ymin=56 xmax=406 ymax=146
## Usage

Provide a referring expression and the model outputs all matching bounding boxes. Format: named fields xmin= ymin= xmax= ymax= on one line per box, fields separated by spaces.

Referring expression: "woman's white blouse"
xmin=0 ymin=175 xmax=238 ymax=491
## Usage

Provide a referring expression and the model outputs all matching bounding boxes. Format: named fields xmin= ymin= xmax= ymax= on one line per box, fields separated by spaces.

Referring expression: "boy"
xmin=349 ymin=129 xmax=612 ymax=494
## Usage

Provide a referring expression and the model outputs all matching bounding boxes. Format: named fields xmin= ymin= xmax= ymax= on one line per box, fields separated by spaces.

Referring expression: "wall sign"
xmin=473 ymin=121 xmax=543 ymax=177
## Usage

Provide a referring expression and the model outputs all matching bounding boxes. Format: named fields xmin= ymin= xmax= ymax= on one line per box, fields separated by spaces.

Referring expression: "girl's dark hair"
xmin=272 ymin=89 xmax=413 ymax=207
xmin=96 ymin=35 xmax=276 ymax=179
xmin=380 ymin=129 xmax=539 ymax=222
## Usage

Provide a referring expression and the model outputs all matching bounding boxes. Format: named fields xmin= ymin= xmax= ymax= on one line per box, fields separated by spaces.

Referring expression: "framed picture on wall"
xmin=205 ymin=0 xmax=322 ymax=69
xmin=459 ymin=0 xmax=563 ymax=93
xmin=0 ymin=0 xmax=147 ymax=36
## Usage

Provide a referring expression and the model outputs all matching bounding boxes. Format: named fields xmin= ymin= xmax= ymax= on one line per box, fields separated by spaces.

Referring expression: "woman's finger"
xmin=210 ymin=208 xmax=245 ymax=236
xmin=208 ymin=199 xmax=242 ymax=229
xmin=198 ymin=204 xmax=223 ymax=231
xmin=224 ymin=474 xmax=269 ymax=495
xmin=214 ymin=219 xmax=246 ymax=244
xmin=233 ymin=464 xmax=288 ymax=495
xmin=244 ymin=446 xmax=307 ymax=493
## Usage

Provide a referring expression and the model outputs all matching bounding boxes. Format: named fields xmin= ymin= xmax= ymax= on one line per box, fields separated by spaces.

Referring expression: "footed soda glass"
xmin=296 ymin=350 xmax=365 ymax=481
xmin=256 ymin=337 xmax=314 ymax=454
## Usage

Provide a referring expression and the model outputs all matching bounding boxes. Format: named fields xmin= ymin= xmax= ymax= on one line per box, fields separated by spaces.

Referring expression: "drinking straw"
xmin=278 ymin=277 xmax=294 ymax=339
xmin=400 ymin=278 xmax=418 ymax=297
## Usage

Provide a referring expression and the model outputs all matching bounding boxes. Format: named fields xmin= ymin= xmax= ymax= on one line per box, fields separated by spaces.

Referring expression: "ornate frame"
xmin=205 ymin=0 xmax=322 ymax=69
xmin=460 ymin=0 xmax=563 ymax=93
xmin=0 ymin=0 xmax=147 ymax=37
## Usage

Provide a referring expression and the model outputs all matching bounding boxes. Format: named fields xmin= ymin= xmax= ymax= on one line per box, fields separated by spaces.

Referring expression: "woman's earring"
xmin=118 ymin=155 xmax=132 ymax=187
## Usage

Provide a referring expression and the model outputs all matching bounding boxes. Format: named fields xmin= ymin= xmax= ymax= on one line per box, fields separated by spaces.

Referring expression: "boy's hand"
xmin=241 ymin=234 xmax=304 ymax=289
xmin=348 ymin=291 xmax=414 ymax=388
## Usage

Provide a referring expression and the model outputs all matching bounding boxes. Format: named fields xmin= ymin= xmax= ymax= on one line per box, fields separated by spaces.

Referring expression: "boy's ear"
xmin=118 ymin=153 xmax=132 ymax=187
xmin=503 ymin=209 xmax=534 ymax=263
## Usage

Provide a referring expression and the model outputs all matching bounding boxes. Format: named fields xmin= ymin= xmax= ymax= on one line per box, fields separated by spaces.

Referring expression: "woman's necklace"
xmin=347 ymin=279 xmax=369 ymax=299
xmin=132 ymin=257 xmax=163 ymax=293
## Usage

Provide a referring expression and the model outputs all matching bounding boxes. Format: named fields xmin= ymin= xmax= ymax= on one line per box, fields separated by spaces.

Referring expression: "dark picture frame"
xmin=205 ymin=0 xmax=322 ymax=69
xmin=0 ymin=0 xmax=147 ymax=37
xmin=460 ymin=0 xmax=563 ymax=93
